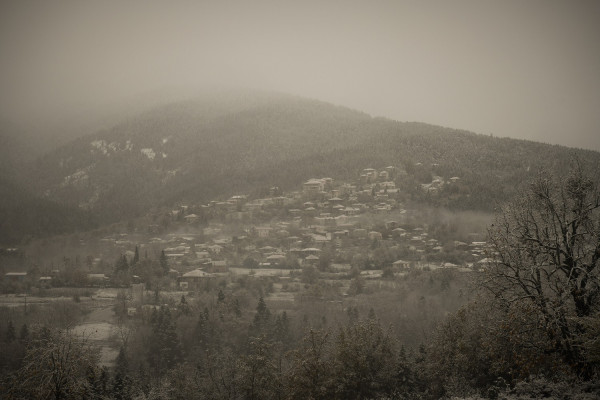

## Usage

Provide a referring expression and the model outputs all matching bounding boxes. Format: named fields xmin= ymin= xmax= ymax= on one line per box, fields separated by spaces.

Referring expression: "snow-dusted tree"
xmin=484 ymin=165 xmax=600 ymax=375
xmin=5 ymin=328 xmax=99 ymax=399
xmin=147 ymin=306 xmax=181 ymax=378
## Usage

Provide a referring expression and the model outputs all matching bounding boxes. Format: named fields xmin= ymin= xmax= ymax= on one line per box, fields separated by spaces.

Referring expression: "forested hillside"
xmin=2 ymin=89 xmax=599 ymax=244
xmin=0 ymin=177 xmax=97 ymax=244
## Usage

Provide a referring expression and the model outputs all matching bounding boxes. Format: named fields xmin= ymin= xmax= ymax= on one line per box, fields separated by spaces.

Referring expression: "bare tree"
xmin=5 ymin=328 xmax=99 ymax=399
xmin=483 ymin=165 xmax=600 ymax=374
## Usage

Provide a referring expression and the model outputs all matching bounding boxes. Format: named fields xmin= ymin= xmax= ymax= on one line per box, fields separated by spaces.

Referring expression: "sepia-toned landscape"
xmin=1 ymin=2 xmax=600 ymax=399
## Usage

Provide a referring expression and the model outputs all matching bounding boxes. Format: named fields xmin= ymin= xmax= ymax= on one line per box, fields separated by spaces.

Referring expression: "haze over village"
xmin=8 ymin=164 xmax=487 ymax=292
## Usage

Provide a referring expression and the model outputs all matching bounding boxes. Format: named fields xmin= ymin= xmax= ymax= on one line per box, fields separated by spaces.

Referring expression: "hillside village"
xmin=2 ymin=164 xmax=490 ymax=297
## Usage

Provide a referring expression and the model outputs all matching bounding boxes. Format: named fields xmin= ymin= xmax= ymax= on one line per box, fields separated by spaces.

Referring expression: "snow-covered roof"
xmin=182 ymin=269 xmax=213 ymax=278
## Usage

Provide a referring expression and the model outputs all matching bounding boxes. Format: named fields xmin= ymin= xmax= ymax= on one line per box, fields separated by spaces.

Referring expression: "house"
xmin=165 ymin=253 xmax=186 ymax=263
xmin=39 ymin=276 xmax=52 ymax=288
xmin=361 ymin=270 xmax=383 ymax=279
xmin=88 ymin=274 xmax=108 ymax=286
xmin=229 ymin=195 xmax=247 ymax=205
xmin=328 ymin=197 xmax=344 ymax=205
xmin=303 ymin=179 xmax=325 ymax=197
xmin=343 ymin=206 xmax=359 ymax=216
xmin=352 ymin=229 xmax=368 ymax=238
xmin=410 ymin=236 xmax=424 ymax=245
xmin=308 ymin=233 xmax=331 ymax=246
xmin=179 ymin=269 xmax=214 ymax=290
xmin=204 ymin=260 xmax=228 ymax=273
xmin=243 ymin=202 xmax=263 ymax=212
xmin=259 ymin=246 xmax=277 ymax=254
xmin=266 ymin=254 xmax=286 ymax=265
xmin=385 ymin=221 xmax=399 ymax=230
xmin=393 ymin=260 xmax=411 ymax=270
xmin=474 ymin=258 xmax=495 ymax=270
xmin=141 ymin=304 xmax=161 ymax=318
xmin=361 ymin=168 xmax=377 ymax=182
xmin=4 ymin=272 xmax=27 ymax=283
xmin=184 ymin=214 xmax=199 ymax=223
xmin=208 ymin=244 xmax=223 ymax=254
xmin=254 ymin=226 xmax=273 ymax=238
xmin=368 ymin=231 xmax=383 ymax=241
xmin=454 ymin=241 xmax=469 ymax=250
xmin=339 ymin=184 xmax=356 ymax=195
xmin=314 ymin=216 xmax=336 ymax=228
xmin=303 ymin=254 xmax=319 ymax=266
xmin=373 ymin=203 xmax=391 ymax=212
xmin=304 ymin=206 xmax=317 ymax=216
xmin=215 ymin=201 xmax=233 ymax=210
xmin=301 ymin=248 xmax=322 ymax=257
xmin=273 ymin=197 xmax=287 ymax=206
xmin=333 ymin=230 xmax=349 ymax=238
xmin=441 ymin=262 xmax=459 ymax=268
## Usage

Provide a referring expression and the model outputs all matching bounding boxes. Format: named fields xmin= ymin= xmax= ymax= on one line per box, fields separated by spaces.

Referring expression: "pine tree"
xmin=217 ymin=289 xmax=225 ymax=303
xmin=159 ymin=250 xmax=169 ymax=275
xmin=115 ymin=254 xmax=129 ymax=272
xmin=195 ymin=310 xmax=208 ymax=349
xmin=115 ymin=346 xmax=128 ymax=375
xmin=251 ymin=297 xmax=271 ymax=337
xmin=112 ymin=347 xmax=132 ymax=400
xmin=287 ymin=329 xmax=333 ymax=399
xmin=177 ymin=295 xmax=190 ymax=316
xmin=150 ymin=307 xmax=158 ymax=324
xmin=368 ymin=307 xmax=377 ymax=320
xmin=19 ymin=323 xmax=29 ymax=342
xmin=147 ymin=306 xmax=181 ymax=377
xmin=111 ymin=374 xmax=126 ymax=400
xmin=274 ymin=311 xmax=290 ymax=346
xmin=5 ymin=320 xmax=16 ymax=342
xmin=240 ymin=335 xmax=277 ymax=400
xmin=347 ymin=307 xmax=359 ymax=324
xmin=395 ymin=345 xmax=417 ymax=393
xmin=86 ymin=366 xmax=103 ymax=399
xmin=132 ymin=246 xmax=140 ymax=266
xmin=332 ymin=319 xmax=397 ymax=399
xmin=99 ymin=367 xmax=110 ymax=395
xmin=233 ymin=299 xmax=242 ymax=318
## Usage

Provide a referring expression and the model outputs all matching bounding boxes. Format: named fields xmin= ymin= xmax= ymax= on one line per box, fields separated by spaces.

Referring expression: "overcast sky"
xmin=1 ymin=0 xmax=599 ymax=151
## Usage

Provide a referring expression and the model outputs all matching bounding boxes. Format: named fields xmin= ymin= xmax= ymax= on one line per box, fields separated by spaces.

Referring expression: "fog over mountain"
xmin=0 ymin=88 xmax=598 ymax=245
xmin=1 ymin=0 xmax=599 ymax=151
